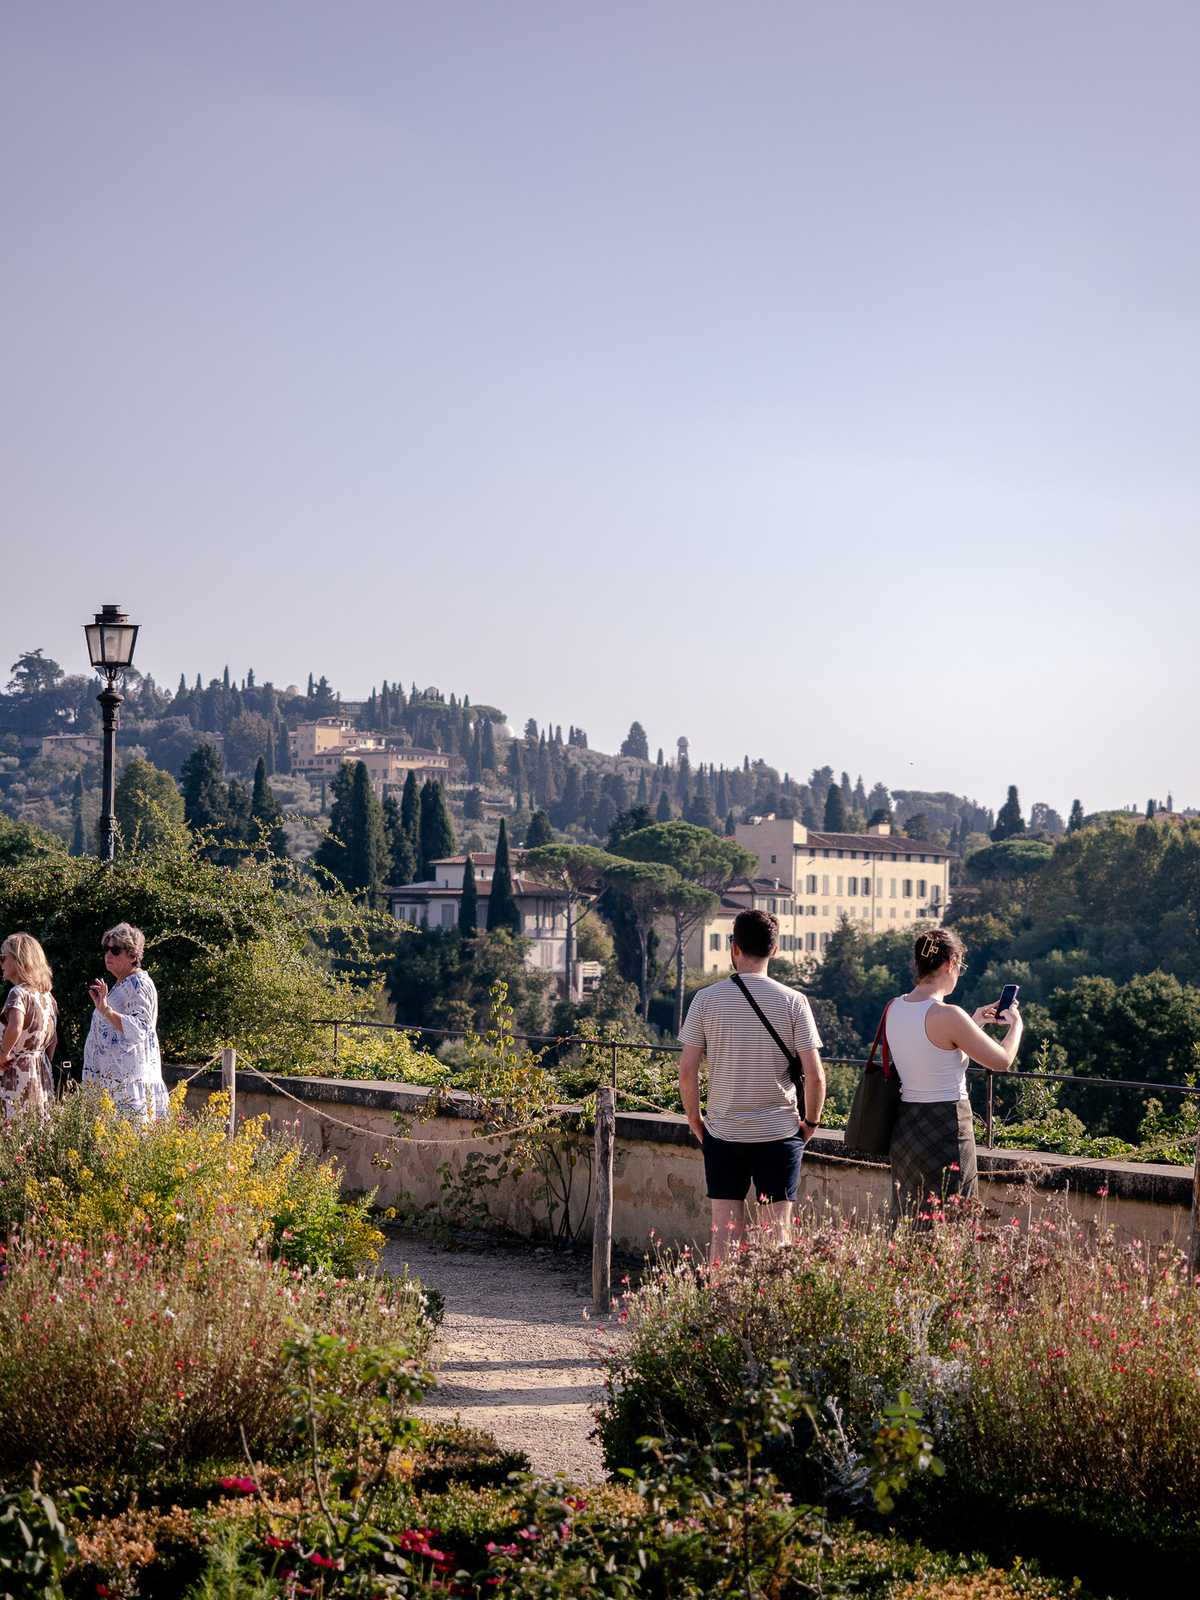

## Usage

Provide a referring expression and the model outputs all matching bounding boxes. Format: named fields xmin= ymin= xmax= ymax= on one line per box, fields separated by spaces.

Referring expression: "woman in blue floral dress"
xmin=83 ymin=923 xmax=169 ymax=1121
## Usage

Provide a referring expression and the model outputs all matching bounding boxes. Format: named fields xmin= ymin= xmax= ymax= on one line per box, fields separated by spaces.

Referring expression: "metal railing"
xmin=315 ymin=1017 xmax=1200 ymax=1151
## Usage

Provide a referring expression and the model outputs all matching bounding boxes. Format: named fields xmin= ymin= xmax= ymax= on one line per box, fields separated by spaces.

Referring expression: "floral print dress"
xmin=0 ymin=984 xmax=56 ymax=1119
xmin=83 ymin=968 xmax=170 ymax=1122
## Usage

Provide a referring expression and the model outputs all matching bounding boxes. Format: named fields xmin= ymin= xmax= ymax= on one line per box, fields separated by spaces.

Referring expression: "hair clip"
xmin=920 ymin=934 xmax=941 ymax=959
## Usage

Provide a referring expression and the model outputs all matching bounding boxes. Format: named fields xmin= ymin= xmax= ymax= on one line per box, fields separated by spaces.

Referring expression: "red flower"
xmin=218 ymin=1476 xmax=257 ymax=1495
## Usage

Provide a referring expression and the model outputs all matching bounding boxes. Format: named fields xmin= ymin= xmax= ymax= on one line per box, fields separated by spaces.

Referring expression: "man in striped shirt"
xmin=678 ymin=908 xmax=826 ymax=1263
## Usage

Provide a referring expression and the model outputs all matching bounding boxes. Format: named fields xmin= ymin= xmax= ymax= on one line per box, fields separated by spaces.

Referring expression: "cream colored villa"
xmin=685 ymin=816 xmax=952 ymax=975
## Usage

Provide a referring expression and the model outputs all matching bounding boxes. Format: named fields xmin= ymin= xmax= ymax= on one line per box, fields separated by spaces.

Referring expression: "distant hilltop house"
xmin=289 ymin=718 xmax=456 ymax=797
xmin=386 ymin=853 xmax=601 ymax=997
xmin=687 ymin=816 xmax=952 ymax=974
xmin=39 ymin=733 xmax=103 ymax=760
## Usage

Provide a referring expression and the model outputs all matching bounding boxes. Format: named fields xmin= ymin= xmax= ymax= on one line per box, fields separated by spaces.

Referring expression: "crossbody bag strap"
xmin=730 ymin=975 xmax=802 ymax=1078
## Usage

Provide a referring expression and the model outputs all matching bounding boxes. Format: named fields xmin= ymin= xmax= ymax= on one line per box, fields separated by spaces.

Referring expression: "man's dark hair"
xmin=732 ymin=908 xmax=778 ymax=960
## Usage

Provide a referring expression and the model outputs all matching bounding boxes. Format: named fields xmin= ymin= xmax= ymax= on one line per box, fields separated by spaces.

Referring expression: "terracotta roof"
xmin=801 ymin=830 xmax=951 ymax=858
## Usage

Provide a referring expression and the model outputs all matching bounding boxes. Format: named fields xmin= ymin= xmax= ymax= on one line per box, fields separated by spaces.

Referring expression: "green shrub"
xmin=0 ymin=1088 xmax=384 ymax=1274
xmin=600 ymin=1206 xmax=1200 ymax=1567
xmin=0 ymin=1225 xmax=435 ymax=1479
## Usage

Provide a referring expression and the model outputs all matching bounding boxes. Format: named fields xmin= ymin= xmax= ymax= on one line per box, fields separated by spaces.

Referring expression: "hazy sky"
xmin=5 ymin=2 xmax=1198 ymax=815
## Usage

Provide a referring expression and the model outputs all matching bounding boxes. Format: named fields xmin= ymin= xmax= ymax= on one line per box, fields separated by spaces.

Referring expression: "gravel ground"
xmin=383 ymin=1233 xmax=618 ymax=1483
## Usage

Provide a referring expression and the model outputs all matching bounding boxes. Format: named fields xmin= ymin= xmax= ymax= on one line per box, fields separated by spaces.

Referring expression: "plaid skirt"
xmin=890 ymin=1099 xmax=977 ymax=1225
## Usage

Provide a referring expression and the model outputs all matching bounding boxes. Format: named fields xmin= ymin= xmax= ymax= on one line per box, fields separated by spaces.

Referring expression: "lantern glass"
xmin=84 ymin=608 xmax=139 ymax=672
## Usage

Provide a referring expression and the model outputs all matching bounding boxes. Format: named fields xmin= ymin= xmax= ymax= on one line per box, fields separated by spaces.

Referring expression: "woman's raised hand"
xmin=972 ymin=1003 xmax=998 ymax=1026
xmin=88 ymin=979 xmax=109 ymax=1010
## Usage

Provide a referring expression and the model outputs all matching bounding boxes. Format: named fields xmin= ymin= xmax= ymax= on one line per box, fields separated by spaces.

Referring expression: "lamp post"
xmin=84 ymin=604 xmax=140 ymax=861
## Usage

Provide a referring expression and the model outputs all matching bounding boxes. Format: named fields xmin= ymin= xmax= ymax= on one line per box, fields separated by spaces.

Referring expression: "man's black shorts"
xmin=701 ymin=1126 xmax=805 ymax=1203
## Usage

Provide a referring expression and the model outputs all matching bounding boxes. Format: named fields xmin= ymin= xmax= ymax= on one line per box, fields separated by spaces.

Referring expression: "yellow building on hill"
xmin=684 ymin=815 xmax=952 ymax=974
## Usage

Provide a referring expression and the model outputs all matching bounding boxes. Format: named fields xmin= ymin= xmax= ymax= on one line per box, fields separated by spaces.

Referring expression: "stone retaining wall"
xmin=165 ymin=1067 xmax=1196 ymax=1253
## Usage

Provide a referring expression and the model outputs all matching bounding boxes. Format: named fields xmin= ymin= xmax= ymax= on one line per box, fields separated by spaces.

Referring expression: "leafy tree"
xmin=7 ymin=649 xmax=63 ymax=696
xmin=486 ymin=819 xmax=521 ymax=935
xmin=387 ymin=928 xmax=551 ymax=1036
xmin=250 ymin=757 xmax=289 ymax=858
xmin=904 ymin=812 xmax=932 ymax=841
xmin=523 ymin=843 xmax=620 ymax=1000
xmin=115 ymin=758 xmax=185 ymax=850
xmin=0 ymin=816 xmax=66 ymax=869
xmin=0 ymin=828 xmax=387 ymax=1068
xmin=224 ymin=712 xmax=273 ymax=774
xmin=463 ymin=786 xmax=485 ymax=821
xmin=615 ymin=821 xmax=756 ymax=1031
xmin=526 ymin=809 xmax=555 ymax=847
xmin=823 ymin=783 xmax=847 ymax=831
xmin=1067 ymin=798 xmax=1085 ymax=833
xmin=418 ymin=780 xmax=456 ymax=880
xmin=620 ymin=721 xmax=650 ymax=761
xmin=1029 ymin=802 xmax=1065 ymax=837
xmin=965 ymin=838 xmax=1055 ymax=881
xmin=458 ymin=854 xmax=479 ymax=936
xmin=992 ymin=785 xmax=1026 ymax=841
xmin=180 ymin=743 xmax=229 ymax=834
xmin=603 ymin=859 xmax=680 ymax=1019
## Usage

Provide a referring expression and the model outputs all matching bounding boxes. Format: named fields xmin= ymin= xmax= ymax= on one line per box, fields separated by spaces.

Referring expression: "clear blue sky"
xmin=5 ymin=2 xmax=1197 ymax=815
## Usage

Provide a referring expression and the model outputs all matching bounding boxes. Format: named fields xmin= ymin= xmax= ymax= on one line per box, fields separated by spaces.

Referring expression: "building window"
xmin=903 ymin=879 xmax=913 ymax=897
xmin=809 ymin=905 xmax=817 ymax=916
xmin=806 ymin=932 xmax=817 ymax=951
xmin=822 ymin=875 xmax=829 ymax=894
xmin=806 ymin=874 xmax=817 ymax=893
xmin=917 ymin=879 xmax=927 ymax=897
xmin=931 ymin=884 xmax=941 ymax=905
xmin=709 ymin=933 xmax=720 ymax=951
xmin=847 ymin=876 xmax=857 ymax=895
xmin=890 ymin=879 xmax=897 ymax=897
xmin=876 ymin=877 xmax=883 ymax=895
xmin=836 ymin=876 xmax=844 ymax=895
xmin=726 ymin=934 xmax=734 ymax=948
xmin=820 ymin=932 xmax=831 ymax=949
xmin=770 ymin=853 xmax=777 ymax=863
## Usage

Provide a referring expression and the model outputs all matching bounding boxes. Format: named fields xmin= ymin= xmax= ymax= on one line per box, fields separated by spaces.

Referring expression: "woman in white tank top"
xmin=885 ymin=927 xmax=1023 ymax=1225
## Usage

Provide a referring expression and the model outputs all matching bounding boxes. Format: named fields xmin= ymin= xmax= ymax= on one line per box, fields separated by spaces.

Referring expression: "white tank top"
xmin=885 ymin=996 xmax=968 ymax=1103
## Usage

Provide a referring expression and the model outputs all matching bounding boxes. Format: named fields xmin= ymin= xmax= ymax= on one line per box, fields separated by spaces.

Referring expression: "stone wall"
xmin=165 ymin=1067 xmax=1196 ymax=1254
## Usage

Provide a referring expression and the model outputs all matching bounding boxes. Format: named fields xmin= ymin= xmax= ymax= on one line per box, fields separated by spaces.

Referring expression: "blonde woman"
xmin=84 ymin=923 xmax=169 ymax=1122
xmin=0 ymin=933 xmax=57 ymax=1119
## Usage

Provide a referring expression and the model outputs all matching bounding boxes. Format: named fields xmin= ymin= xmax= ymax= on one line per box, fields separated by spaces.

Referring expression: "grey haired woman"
xmin=83 ymin=923 xmax=169 ymax=1121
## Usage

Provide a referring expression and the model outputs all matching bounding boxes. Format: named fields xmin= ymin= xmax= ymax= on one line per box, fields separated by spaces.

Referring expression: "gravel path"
xmin=383 ymin=1233 xmax=615 ymax=1483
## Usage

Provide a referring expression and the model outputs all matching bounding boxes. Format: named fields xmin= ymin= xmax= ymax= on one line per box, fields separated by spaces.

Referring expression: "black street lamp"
xmin=83 ymin=604 xmax=140 ymax=861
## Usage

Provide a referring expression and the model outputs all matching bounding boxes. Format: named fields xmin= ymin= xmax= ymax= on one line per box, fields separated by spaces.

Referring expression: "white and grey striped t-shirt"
xmin=679 ymin=974 xmax=823 ymax=1142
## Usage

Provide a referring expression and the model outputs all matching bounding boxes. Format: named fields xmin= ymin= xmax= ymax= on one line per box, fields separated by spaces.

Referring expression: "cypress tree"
xmin=346 ymin=762 xmax=387 ymax=903
xmin=181 ymin=743 xmax=230 ymax=832
xmin=458 ymin=854 xmax=479 ymax=936
xmin=991 ymin=785 xmax=1026 ymax=841
xmin=635 ymin=768 xmax=648 ymax=805
xmin=70 ymin=774 xmax=86 ymax=856
xmin=486 ymin=819 xmax=521 ymax=934
xmin=313 ymin=765 xmax=355 ymax=883
xmin=553 ymin=764 xmax=582 ymax=829
xmin=251 ymin=757 xmax=288 ymax=857
xmin=823 ymin=783 xmax=847 ymax=831
xmin=418 ymin=780 xmax=456 ymax=879
xmin=399 ymin=770 xmax=421 ymax=869
xmin=656 ymin=789 xmax=673 ymax=822
xmin=481 ymin=717 xmax=497 ymax=771
xmin=526 ymin=809 xmax=554 ymax=847
xmin=274 ymin=721 xmax=291 ymax=774
xmin=676 ymin=755 xmax=691 ymax=808
xmin=1068 ymin=798 xmax=1085 ymax=833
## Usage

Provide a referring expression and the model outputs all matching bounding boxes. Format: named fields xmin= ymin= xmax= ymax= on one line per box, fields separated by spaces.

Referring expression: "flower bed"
xmin=599 ymin=1203 xmax=1200 ymax=1584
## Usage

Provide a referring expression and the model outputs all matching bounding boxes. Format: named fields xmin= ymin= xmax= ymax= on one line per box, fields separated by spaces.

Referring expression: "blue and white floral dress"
xmin=83 ymin=968 xmax=170 ymax=1121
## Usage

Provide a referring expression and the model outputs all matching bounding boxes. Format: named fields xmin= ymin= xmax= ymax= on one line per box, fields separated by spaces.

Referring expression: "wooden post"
xmin=1189 ymin=1124 xmax=1200 ymax=1285
xmin=592 ymin=1084 xmax=616 ymax=1314
xmin=221 ymin=1047 xmax=237 ymax=1140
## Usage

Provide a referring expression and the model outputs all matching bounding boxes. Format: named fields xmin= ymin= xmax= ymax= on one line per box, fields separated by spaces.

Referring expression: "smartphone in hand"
xmin=996 ymin=983 xmax=1020 ymax=1020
